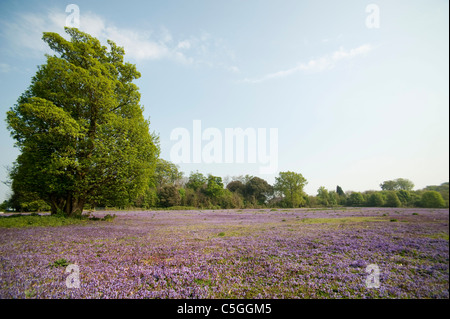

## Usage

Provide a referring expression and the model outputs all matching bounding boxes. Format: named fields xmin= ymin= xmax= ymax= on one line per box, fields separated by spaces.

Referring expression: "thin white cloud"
xmin=242 ymin=44 xmax=373 ymax=84
xmin=177 ymin=40 xmax=191 ymax=50
xmin=0 ymin=7 xmax=238 ymax=71
xmin=0 ymin=63 xmax=11 ymax=73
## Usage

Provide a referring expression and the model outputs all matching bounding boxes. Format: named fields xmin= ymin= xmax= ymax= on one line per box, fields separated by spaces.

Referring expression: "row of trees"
xmin=2 ymin=155 xmax=448 ymax=211
xmin=132 ymin=162 xmax=309 ymax=210
xmin=313 ymin=182 xmax=448 ymax=209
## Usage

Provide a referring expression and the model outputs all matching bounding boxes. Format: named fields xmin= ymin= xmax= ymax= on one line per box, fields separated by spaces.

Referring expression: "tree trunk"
xmin=49 ymin=196 xmax=65 ymax=215
xmin=49 ymin=193 xmax=85 ymax=217
xmin=64 ymin=193 xmax=85 ymax=217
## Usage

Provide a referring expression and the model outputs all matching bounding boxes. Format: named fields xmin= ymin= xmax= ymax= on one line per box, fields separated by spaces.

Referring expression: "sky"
xmin=0 ymin=0 xmax=448 ymax=202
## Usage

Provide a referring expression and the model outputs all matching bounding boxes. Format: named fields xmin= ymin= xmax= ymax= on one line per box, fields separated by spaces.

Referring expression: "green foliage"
xmin=0 ymin=200 xmax=7 ymax=211
xmin=274 ymin=171 xmax=307 ymax=208
xmin=204 ymin=175 xmax=224 ymax=199
xmin=102 ymin=214 xmax=116 ymax=222
xmin=49 ymin=258 xmax=70 ymax=268
xmin=327 ymin=191 xmax=338 ymax=206
xmin=181 ymin=188 xmax=199 ymax=207
xmin=380 ymin=178 xmax=414 ymax=191
xmin=0 ymin=214 xmax=87 ymax=228
xmin=244 ymin=177 xmax=273 ymax=205
xmin=218 ymin=189 xmax=243 ymax=209
xmin=385 ymin=191 xmax=402 ymax=207
xmin=317 ymin=186 xmax=330 ymax=206
xmin=152 ymin=158 xmax=183 ymax=189
xmin=346 ymin=192 xmax=365 ymax=207
xmin=305 ymin=195 xmax=318 ymax=208
xmin=134 ymin=187 xmax=159 ymax=209
xmin=186 ymin=171 xmax=207 ymax=192
xmin=336 ymin=185 xmax=345 ymax=197
xmin=420 ymin=191 xmax=446 ymax=208
xmin=397 ymin=190 xmax=411 ymax=207
xmin=367 ymin=192 xmax=384 ymax=207
xmin=158 ymin=185 xmax=181 ymax=207
xmin=424 ymin=182 xmax=449 ymax=206
xmin=226 ymin=180 xmax=245 ymax=194
xmin=6 ymin=28 xmax=159 ymax=217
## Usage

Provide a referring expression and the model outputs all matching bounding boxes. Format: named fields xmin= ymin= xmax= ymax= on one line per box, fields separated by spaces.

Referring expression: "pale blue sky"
xmin=0 ymin=0 xmax=448 ymax=201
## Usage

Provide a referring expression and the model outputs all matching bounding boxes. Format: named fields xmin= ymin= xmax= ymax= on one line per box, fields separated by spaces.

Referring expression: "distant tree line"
xmin=313 ymin=181 xmax=448 ymax=209
xmin=2 ymin=157 xmax=447 ymax=212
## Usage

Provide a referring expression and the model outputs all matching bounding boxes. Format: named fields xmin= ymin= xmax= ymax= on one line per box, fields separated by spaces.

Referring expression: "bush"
xmin=347 ymin=192 xmax=365 ymax=207
xmin=49 ymin=258 xmax=70 ymax=268
xmin=420 ymin=191 xmax=446 ymax=208
xmin=368 ymin=193 xmax=384 ymax=207
xmin=158 ymin=185 xmax=181 ymax=207
xmin=385 ymin=191 xmax=401 ymax=207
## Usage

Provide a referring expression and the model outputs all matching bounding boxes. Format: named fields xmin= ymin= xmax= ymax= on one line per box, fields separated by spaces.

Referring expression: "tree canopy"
xmin=6 ymin=27 xmax=159 ymax=216
xmin=274 ymin=171 xmax=307 ymax=207
xmin=380 ymin=178 xmax=414 ymax=191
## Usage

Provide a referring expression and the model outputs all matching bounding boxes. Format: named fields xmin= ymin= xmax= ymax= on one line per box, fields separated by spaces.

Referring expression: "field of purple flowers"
xmin=0 ymin=207 xmax=448 ymax=299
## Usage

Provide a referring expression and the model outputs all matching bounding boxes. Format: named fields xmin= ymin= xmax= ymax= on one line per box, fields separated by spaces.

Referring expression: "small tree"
xmin=274 ymin=171 xmax=307 ymax=208
xmin=317 ymin=186 xmax=330 ymax=206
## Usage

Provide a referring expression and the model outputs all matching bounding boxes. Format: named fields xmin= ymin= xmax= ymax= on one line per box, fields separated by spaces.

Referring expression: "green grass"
xmin=297 ymin=216 xmax=389 ymax=224
xmin=0 ymin=214 xmax=89 ymax=228
xmin=425 ymin=233 xmax=449 ymax=241
xmin=0 ymin=213 xmax=116 ymax=228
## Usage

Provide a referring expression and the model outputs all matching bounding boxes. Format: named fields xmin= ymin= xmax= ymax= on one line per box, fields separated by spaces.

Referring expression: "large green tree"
xmin=6 ymin=28 xmax=159 ymax=216
xmin=380 ymin=178 xmax=414 ymax=191
xmin=274 ymin=171 xmax=307 ymax=207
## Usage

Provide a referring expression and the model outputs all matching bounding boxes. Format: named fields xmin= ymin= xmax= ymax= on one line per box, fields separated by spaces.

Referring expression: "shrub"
xmin=346 ymin=192 xmax=365 ymax=207
xmin=385 ymin=192 xmax=401 ymax=207
xmin=420 ymin=191 xmax=446 ymax=208
xmin=368 ymin=193 xmax=384 ymax=207
xmin=49 ymin=258 xmax=70 ymax=268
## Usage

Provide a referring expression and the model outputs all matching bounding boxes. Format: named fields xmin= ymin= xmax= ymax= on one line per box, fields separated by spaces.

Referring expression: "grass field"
xmin=0 ymin=207 xmax=448 ymax=298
